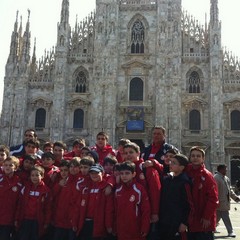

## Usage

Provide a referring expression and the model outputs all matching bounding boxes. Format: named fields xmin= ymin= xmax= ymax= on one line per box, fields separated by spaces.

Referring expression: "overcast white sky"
xmin=0 ymin=0 xmax=239 ymax=112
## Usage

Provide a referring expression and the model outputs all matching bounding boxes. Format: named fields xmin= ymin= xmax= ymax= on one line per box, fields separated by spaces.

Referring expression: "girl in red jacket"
xmin=0 ymin=156 xmax=21 ymax=240
xmin=16 ymin=165 xmax=52 ymax=240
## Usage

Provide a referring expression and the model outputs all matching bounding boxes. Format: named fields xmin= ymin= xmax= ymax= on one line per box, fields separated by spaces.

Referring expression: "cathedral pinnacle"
xmin=210 ymin=0 xmax=219 ymax=26
xmin=60 ymin=0 xmax=69 ymax=26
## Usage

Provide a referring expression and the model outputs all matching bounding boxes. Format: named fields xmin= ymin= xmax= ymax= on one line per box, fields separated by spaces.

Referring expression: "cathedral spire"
xmin=60 ymin=0 xmax=69 ymax=27
xmin=21 ymin=9 xmax=31 ymax=64
xmin=7 ymin=11 xmax=19 ymax=64
xmin=210 ymin=0 xmax=219 ymax=26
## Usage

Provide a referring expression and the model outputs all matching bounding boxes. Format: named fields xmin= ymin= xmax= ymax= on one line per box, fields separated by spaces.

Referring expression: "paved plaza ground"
xmin=214 ymin=202 xmax=240 ymax=239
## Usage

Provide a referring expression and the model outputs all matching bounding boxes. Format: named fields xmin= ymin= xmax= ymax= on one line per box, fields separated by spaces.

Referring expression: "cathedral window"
xmin=73 ymin=109 xmax=84 ymax=129
xmin=131 ymin=20 xmax=145 ymax=54
xmin=188 ymin=71 xmax=200 ymax=93
xmin=189 ymin=110 xmax=201 ymax=132
xmin=129 ymin=77 xmax=143 ymax=101
xmin=35 ymin=108 xmax=46 ymax=130
xmin=231 ymin=110 xmax=240 ymax=130
xmin=75 ymin=71 xmax=87 ymax=93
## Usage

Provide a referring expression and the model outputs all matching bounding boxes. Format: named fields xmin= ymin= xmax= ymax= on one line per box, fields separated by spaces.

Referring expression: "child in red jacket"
xmin=73 ymin=164 xmax=114 ymax=239
xmin=114 ymin=161 xmax=151 ymax=240
xmin=52 ymin=160 xmax=76 ymax=240
xmin=186 ymin=147 xmax=218 ymax=240
xmin=0 ymin=156 xmax=21 ymax=240
xmin=16 ymin=165 xmax=52 ymax=240
xmin=16 ymin=154 xmax=37 ymax=185
xmin=41 ymin=152 xmax=59 ymax=189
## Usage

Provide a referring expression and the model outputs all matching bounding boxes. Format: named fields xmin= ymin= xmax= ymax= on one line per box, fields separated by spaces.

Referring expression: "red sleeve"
xmin=140 ymin=185 xmax=151 ymax=235
xmin=202 ymin=174 xmax=219 ymax=220
xmin=145 ymin=168 xmax=161 ymax=215
xmin=44 ymin=190 xmax=53 ymax=225
xmin=105 ymin=192 xmax=114 ymax=230
xmin=151 ymin=159 xmax=164 ymax=175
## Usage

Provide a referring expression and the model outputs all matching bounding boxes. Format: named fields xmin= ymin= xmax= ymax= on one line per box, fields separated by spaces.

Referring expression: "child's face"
xmin=80 ymin=149 xmax=89 ymax=158
xmin=124 ymin=147 xmax=139 ymax=162
xmin=189 ymin=150 xmax=204 ymax=166
xmin=53 ymin=146 xmax=64 ymax=160
xmin=69 ymin=164 xmax=80 ymax=175
xmin=104 ymin=162 xmax=114 ymax=174
xmin=25 ymin=144 xmax=37 ymax=155
xmin=44 ymin=146 xmax=53 ymax=153
xmin=0 ymin=151 xmax=7 ymax=166
xmin=3 ymin=161 xmax=16 ymax=175
xmin=90 ymin=171 xmax=103 ymax=182
xmin=120 ymin=170 xmax=136 ymax=184
xmin=30 ymin=170 xmax=43 ymax=185
xmin=41 ymin=157 xmax=54 ymax=168
xmin=169 ymin=158 xmax=184 ymax=175
xmin=73 ymin=144 xmax=83 ymax=156
xmin=80 ymin=164 xmax=91 ymax=176
xmin=96 ymin=135 xmax=107 ymax=148
xmin=164 ymin=152 xmax=175 ymax=165
xmin=60 ymin=166 xmax=69 ymax=179
xmin=23 ymin=159 xmax=34 ymax=171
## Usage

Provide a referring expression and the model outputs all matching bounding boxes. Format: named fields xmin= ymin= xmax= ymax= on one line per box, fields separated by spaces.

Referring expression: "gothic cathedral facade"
xmin=1 ymin=0 xmax=240 ymax=177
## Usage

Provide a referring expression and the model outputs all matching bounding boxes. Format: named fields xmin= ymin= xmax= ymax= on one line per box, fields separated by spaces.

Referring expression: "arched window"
xmin=73 ymin=109 xmax=84 ymax=129
xmin=129 ymin=78 xmax=143 ymax=101
xmin=188 ymin=71 xmax=200 ymax=93
xmin=131 ymin=20 xmax=145 ymax=54
xmin=35 ymin=108 xmax=46 ymax=129
xmin=75 ymin=71 xmax=87 ymax=93
xmin=231 ymin=110 xmax=240 ymax=130
xmin=189 ymin=110 xmax=201 ymax=131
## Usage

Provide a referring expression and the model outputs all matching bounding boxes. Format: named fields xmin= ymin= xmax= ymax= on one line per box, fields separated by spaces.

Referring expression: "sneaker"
xmin=228 ymin=232 xmax=236 ymax=238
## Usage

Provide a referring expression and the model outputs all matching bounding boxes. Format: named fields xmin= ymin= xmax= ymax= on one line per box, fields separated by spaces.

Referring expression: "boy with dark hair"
xmin=64 ymin=138 xmax=85 ymax=159
xmin=114 ymin=161 xmax=151 ymax=240
xmin=69 ymin=157 xmax=81 ymax=182
xmin=52 ymin=160 xmax=76 ymax=240
xmin=123 ymin=142 xmax=161 ymax=224
xmin=159 ymin=154 xmax=193 ymax=240
xmin=53 ymin=141 xmax=66 ymax=167
xmin=43 ymin=142 xmax=53 ymax=153
xmin=73 ymin=164 xmax=114 ymax=239
xmin=103 ymin=155 xmax=118 ymax=175
xmin=91 ymin=132 xmax=115 ymax=165
xmin=41 ymin=152 xmax=59 ymax=188
xmin=186 ymin=147 xmax=218 ymax=240
xmin=0 ymin=156 xmax=22 ymax=240
xmin=116 ymin=138 xmax=131 ymax=163
xmin=16 ymin=154 xmax=37 ymax=184
xmin=16 ymin=165 xmax=52 ymax=240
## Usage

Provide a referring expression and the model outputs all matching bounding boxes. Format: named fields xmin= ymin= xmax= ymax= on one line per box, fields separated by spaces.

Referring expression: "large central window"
xmin=131 ymin=20 xmax=145 ymax=54
xmin=129 ymin=78 xmax=143 ymax=101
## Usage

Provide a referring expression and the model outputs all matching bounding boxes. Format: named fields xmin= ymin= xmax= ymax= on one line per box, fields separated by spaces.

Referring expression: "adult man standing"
xmin=10 ymin=129 xmax=39 ymax=157
xmin=214 ymin=164 xmax=239 ymax=238
xmin=142 ymin=126 xmax=176 ymax=164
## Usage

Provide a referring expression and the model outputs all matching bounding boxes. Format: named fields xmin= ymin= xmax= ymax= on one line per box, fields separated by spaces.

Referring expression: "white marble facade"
xmin=1 ymin=0 xmax=240 ymax=176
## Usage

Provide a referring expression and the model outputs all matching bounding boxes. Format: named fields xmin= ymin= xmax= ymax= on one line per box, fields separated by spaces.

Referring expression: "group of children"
xmin=0 ymin=131 xmax=219 ymax=240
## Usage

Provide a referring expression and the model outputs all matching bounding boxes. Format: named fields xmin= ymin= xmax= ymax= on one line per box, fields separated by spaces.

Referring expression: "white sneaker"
xmin=228 ymin=232 xmax=236 ymax=238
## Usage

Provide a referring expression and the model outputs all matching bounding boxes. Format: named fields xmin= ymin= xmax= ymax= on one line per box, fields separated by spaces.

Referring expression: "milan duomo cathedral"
xmin=1 ymin=0 xmax=240 ymax=175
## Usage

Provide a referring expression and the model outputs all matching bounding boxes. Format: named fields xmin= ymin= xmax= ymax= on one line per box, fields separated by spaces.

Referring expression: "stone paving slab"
xmin=214 ymin=202 xmax=240 ymax=239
